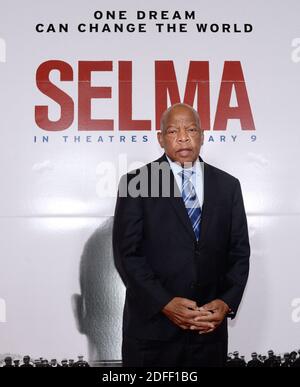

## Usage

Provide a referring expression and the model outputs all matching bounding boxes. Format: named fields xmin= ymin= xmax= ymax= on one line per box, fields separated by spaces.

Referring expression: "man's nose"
xmin=176 ymin=128 xmax=189 ymax=142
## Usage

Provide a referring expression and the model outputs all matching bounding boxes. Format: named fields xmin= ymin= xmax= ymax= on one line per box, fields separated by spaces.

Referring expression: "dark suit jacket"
xmin=113 ymin=153 xmax=250 ymax=342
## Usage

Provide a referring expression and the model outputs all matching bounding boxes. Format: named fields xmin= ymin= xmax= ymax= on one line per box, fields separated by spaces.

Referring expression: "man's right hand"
xmin=162 ymin=297 xmax=215 ymax=332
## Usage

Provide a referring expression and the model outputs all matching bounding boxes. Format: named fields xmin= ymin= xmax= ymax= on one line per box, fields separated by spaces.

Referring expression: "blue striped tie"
xmin=179 ymin=169 xmax=201 ymax=241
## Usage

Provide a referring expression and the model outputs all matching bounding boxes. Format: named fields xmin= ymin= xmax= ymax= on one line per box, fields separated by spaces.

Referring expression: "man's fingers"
xmin=194 ymin=315 xmax=216 ymax=322
xmin=193 ymin=312 xmax=222 ymax=323
xmin=170 ymin=309 xmax=215 ymax=328
xmin=199 ymin=302 xmax=216 ymax=310
xmin=180 ymin=298 xmax=197 ymax=310
xmin=172 ymin=316 xmax=216 ymax=332
xmin=172 ymin=314 xmax=215 ymax=330
xmin=167 ymin=298 xmax=226 ymax=332
xmin=189 ymin=321 xmax=215 ymax=330
xmin=165 ymin=298 xmax=223 ymax=331
xmin=182 ymin=311 xmax=210 ymax=320
xmin=199 ymin=327 xmax=215 ymax=335
xmin=180 ymin=308 xmax=213 ymax=320
xmin=178 ymin=324 xmax=189 ymax=330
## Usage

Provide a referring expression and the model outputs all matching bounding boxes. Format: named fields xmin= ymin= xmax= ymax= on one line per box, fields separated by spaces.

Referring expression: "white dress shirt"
xmin=166 ymin=154 xmax=204 ymax=207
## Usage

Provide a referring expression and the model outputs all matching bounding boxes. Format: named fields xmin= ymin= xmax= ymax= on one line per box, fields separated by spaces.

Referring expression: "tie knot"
xmin=179 ymin=169 xmax=193 ymax=180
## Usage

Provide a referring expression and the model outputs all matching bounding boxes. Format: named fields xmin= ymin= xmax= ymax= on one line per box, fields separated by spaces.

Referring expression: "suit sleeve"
xmin=112 ymin=174 xmax=174 ymax=320
xmin=219 ymin=179 xmax=250 ymax=318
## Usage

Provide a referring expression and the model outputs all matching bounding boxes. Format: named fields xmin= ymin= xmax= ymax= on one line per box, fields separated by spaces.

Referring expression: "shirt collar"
xmin=165 ymin=154 xmax=202 ymax=176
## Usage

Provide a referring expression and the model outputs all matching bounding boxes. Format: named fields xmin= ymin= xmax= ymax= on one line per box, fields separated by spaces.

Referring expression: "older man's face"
xmin=157 ymin=106 xmax=203 ymax=166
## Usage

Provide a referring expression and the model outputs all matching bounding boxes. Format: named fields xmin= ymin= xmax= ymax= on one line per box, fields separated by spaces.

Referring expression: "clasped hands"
xmin=162 ymin=297 xmax=230 ymax=334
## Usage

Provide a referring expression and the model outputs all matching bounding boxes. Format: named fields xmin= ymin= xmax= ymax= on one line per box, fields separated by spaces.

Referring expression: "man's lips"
xmin=176 ymin=148 xmax=193 ymax=155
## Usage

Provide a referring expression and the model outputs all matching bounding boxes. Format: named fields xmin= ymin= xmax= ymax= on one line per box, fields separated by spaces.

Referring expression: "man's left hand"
xmin=191 ymin=299 xmax=230 ymax=334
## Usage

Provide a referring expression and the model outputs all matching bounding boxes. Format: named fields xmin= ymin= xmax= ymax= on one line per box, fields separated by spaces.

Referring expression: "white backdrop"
xmin=0 ymin=0 xmax=300 ymax=362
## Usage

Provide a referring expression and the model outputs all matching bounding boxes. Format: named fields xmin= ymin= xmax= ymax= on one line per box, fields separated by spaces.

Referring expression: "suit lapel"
xmin=155 ymin=153 xmax=194 ymax=240
xmin=198 ymin=160 xmax=214 ymax=247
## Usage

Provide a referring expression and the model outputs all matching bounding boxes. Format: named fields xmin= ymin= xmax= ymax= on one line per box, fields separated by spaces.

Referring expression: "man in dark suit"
xmin=20 ymin=355 xmax=34 ymax=367
xmin=73 ymin=355 xmax=90 ymax=367
xmin=113 ymin=103 xmax=250 ymax=367
xmin=264 ymin=350 xmax=279 ymax=367
xmin=247 ymin=352 xmax=263 ymax=367
xmin=2 ymin=356 xmax=13 ymax=367
xmin=227 ymin=351 xmax=246 ymax=367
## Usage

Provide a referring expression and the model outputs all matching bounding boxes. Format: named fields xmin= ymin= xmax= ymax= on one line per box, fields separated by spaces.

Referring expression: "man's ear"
xmin=157 ymin=131 xmax=164 ymax=148
xmin=71 ymin=294 xmax=87 ymax=334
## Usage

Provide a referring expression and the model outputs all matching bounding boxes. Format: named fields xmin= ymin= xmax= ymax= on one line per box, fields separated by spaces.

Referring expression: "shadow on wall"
xmin=72 ymin=217 xmax=125 ymax=364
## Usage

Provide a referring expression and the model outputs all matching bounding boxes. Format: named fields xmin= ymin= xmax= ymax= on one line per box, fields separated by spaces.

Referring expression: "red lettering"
xmin=78 ymin=61 xmax=113 ymax=130
xmin=119 ymin=61 xmax=151 ymax=130
xmin=155 ymin=61 xmax=210 ymax=130
xmin=35 ymin=60 xmax=74 ymax=131
xmin=155 ymin=61 xmax=181 ymax=130
xmin=214 ymin=61 xmax=255 ymax=130
xmin=183 ymin=61 xmax=210 ymax=131
xmin=35 ymin=60 xmax=255 ymax=132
